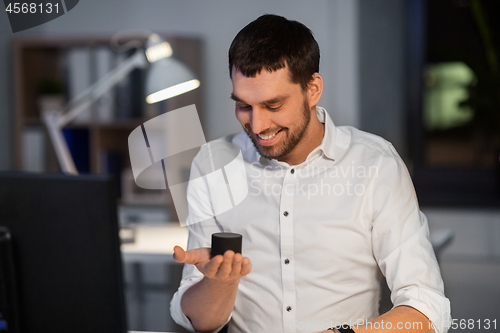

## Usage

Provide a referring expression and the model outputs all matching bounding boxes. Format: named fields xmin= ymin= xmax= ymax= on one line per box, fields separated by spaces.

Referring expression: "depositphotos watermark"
xmin=4 ymin=0 xmax=80 ymax=33
xmin=291 ymin=318 xmax=500 ymax=331
xmin=291 ymin=319 xmax=430 ymax=331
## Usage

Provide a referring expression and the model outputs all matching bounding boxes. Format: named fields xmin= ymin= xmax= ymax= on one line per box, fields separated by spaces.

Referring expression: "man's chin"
xmin=256 ymin=145 xmax=283 ymax=160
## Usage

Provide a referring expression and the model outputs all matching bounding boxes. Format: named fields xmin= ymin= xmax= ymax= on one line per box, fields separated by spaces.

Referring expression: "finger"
xmin=240 ymin=257 xmax=252 ymax=276
xmin=216 ymin=250 xmax=234 ymax=279
xmin=201 ymin=254 xmax=224 ymax=277
xmin=174 ymin=246 xmax=211 ymax=265
xmin=229 ymin=253 xmax=243 ymax=277
xmin=182 ymin=248 xmax=204 ymax=265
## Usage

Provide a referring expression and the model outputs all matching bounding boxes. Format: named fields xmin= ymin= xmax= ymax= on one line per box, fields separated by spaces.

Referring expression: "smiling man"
xmin=170 ymin=14 xmax=451 ymax=333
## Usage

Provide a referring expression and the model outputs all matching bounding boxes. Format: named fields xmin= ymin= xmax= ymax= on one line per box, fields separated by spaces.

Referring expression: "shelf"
xmin=12 ymin=33 xmax=202 ymax=214
xmin=24 ymin=117 xmax=43 ymax=126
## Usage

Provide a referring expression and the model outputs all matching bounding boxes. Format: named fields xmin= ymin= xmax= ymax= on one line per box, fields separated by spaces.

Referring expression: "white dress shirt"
xmin=170 ymin=107 xmax=451 ymax=333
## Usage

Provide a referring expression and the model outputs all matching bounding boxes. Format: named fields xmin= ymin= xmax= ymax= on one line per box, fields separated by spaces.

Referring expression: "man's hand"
xmin=173 ymin=246 xmax=252 ymax=283
xmin=173 ymin=246 xmax=252 ymax=332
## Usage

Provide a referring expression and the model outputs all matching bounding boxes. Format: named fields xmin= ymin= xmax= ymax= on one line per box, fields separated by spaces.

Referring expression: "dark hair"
xmin=228 ymin=14 xmax=320 ymax=90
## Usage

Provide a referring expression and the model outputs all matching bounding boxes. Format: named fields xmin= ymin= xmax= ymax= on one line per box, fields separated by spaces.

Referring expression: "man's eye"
xmin=267 ymin=105 xmax=282 ymax=111
xmin=238 ymin=104 xmax=252 ymax=111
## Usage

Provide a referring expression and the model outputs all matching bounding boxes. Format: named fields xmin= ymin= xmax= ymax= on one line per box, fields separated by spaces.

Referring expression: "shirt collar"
xmin=314 ymin=106 xmax=336 ymax=161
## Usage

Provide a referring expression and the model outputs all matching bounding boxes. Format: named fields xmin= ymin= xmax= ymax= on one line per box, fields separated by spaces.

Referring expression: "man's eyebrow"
xmin=230 ymin=93 xmax=289 ymax=105
xmin=261 ymin=95 xmax=289 ymax=105
xmin=230 ymin=93 xmax=245 ymax=103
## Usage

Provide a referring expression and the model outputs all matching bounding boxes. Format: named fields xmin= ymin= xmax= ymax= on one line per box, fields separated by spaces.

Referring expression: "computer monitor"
xmin=0 ymin=172 xmax=127 ymax=333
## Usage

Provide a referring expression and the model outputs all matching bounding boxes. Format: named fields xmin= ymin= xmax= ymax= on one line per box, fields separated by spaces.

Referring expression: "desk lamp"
xmin=43 ymin=33 xmax=200 ymax=175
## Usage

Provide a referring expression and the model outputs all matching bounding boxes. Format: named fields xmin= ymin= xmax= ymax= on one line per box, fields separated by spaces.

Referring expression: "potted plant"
xmin=37 ymin=76 xmax=65 ymax=116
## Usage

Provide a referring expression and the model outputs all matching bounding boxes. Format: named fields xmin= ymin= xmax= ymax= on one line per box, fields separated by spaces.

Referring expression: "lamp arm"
xmin=43 ymin=50 xmax=148 ymax=175
xmin=43 ymin=111 xmax=79 ymax=174
xmin=58 ymin=50 xmax=148 ymax=127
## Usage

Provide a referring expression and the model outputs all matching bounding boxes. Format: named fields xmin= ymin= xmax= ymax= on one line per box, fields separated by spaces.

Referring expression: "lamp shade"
xmin=144 ymin=34 xmax=200 ymax=104
xmin=145 ymin=57 xmax=200 ymax=104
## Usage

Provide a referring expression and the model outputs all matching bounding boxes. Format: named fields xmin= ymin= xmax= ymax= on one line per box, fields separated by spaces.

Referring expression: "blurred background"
xmin=0 ymin=0 xmax=499 ymax=332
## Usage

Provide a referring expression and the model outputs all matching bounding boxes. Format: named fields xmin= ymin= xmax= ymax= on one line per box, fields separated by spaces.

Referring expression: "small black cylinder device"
xmin=211 ymin=233 xmax=242 ymax=257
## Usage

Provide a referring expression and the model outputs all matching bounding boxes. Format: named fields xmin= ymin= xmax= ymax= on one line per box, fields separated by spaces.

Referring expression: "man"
xmin=170 ymin=14 xmax=451 ymax=333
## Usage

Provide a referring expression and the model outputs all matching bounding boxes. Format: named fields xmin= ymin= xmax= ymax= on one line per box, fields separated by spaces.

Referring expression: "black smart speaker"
xmin=211 ymin=233 xmax=242 ymax=257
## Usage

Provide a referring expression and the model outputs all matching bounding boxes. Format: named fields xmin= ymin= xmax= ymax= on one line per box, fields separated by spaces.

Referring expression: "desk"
xmin=121 ymin=224 xmax=188 ymax=264
xmin=121 ymin=224 xmax=189 ymax=332
xmin=429 ymin=228 xmax=454 ymax=260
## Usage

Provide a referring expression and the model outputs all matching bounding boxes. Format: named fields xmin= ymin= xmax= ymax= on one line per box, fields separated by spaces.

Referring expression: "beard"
xmin=243 ymin=97 xmax=311 ymax=161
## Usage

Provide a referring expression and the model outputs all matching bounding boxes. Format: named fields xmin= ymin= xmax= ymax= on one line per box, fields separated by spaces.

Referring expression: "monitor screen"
xmin=0 ymin=172 xmax=127 ymax=333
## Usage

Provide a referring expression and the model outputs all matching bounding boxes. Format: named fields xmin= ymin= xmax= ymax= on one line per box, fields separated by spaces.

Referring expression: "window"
xmin=408 ymin=0 xmax=500 ymax=206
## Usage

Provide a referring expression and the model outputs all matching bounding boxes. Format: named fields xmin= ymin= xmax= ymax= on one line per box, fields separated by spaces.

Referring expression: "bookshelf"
xmin=12 ymin=34 xmax=203 ymax=213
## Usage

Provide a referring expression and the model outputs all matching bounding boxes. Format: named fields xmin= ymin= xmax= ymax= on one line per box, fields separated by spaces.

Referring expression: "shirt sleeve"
xmin=370 ymin=144 xmax=452 ymax=333
xmin=169 ymin=153 xmax=233 ymax=332
xmin=170 ymin=220 xmax=232 ymax=332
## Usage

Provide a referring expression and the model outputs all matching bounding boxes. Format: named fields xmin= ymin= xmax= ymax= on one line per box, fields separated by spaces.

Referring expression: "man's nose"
xmin=250 ymin=107 xmax=271 ymax=134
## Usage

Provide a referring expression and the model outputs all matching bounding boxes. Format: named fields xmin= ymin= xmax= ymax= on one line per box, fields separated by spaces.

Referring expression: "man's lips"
xmin=255 ymin=129 xmax=284 ymax=146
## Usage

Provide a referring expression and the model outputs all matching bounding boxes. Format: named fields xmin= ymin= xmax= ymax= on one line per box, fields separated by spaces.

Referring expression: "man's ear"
xmin=307 ymin=73 xmax=323 ymax=107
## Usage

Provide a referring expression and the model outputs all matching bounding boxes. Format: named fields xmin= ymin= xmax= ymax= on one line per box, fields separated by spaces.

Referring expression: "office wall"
xmin=358 ymin=0 xmax=407 ymax=157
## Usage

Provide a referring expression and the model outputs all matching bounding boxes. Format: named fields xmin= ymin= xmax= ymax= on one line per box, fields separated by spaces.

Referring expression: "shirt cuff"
xmin=392 ymin=286 xmax=451 ymax=333
xmin=170 ymin=276 xmax=233 ymax=333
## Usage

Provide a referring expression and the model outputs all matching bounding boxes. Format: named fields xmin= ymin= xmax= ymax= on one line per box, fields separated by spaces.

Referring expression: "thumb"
xmin=173 ymin=246 xmax=211 ymax=265
xmin=173 ymin=246 xmax=187 ymax=263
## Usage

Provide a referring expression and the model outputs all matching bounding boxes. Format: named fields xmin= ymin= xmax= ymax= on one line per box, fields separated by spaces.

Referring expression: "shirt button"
xmin=283 ymin=211 xmax=289 ymax=217
xmin=286 ymin=306 xmax=292 ymax=312
xmin=290 ymin=169 xmax=295 ymax=174
xmin=284 ymin=258 xmax=290 ymax=264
